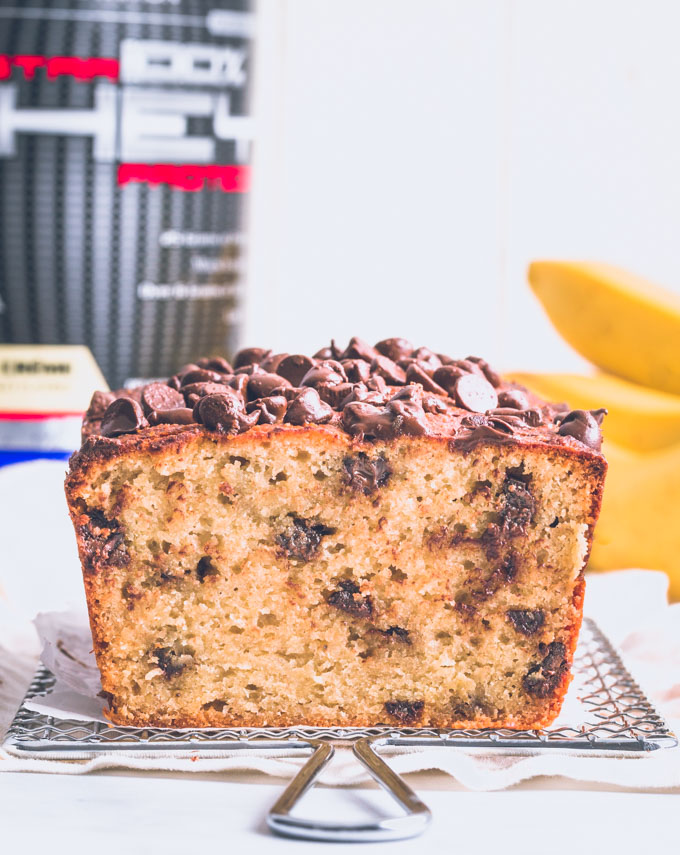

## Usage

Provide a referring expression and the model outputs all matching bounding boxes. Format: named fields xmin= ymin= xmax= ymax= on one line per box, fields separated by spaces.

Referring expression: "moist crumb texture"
xmin=66 ymin=339 xmax=607 ymax=729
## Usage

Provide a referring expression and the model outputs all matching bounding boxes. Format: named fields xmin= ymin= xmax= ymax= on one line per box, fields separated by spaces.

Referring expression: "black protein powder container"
xmin=0 ymin=0 xmax=253 ymax=388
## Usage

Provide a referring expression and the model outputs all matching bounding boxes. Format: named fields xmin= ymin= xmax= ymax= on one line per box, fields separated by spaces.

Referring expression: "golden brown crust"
xmin=67 ymin=421 xmax=606 ymax=491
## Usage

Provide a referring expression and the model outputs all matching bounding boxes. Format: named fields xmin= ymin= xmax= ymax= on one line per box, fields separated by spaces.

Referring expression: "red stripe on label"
xmin=0 ymin=54 xmax=119 ymax=81
xmin=0 ymin=54 xmax=13 ymax=79
xmin=117 ymin=163 xmax=251 ymax=193
xmin=0 ymin=412 xmax=84 ymax=421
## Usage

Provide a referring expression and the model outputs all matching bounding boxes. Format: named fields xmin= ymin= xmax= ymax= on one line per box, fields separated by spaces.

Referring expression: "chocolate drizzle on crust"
xmin=79 ymin=339 xmax=606 ymax=454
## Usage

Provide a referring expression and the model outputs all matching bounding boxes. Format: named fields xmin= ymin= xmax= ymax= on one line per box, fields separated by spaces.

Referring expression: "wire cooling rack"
xmin=3 ymin=618 xmax=676 ymax=843
xmin=4 ymin=618 xmax=676 ymax=756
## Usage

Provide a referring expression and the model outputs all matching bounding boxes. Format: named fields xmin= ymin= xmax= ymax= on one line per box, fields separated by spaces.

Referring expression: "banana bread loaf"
xmin=65 ymin=338 xmax=607 ymax=728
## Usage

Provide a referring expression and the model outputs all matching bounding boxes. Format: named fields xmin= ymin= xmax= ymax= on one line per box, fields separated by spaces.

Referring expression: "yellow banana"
xmin=589 ymin=439 xmax=680 ymax=601
xmin=528 ymin=261 xmax=680 ymax=395
xmin=507 ymin=371 xmax=680 ymax=452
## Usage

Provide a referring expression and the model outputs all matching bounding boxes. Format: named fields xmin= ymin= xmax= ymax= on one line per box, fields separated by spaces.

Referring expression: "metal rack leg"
xmin=266 ymin=738 xmax=431 ymax=843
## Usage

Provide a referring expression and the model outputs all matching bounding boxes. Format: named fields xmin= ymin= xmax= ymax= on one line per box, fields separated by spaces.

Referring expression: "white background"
xmin=247 ymin=0 xmax=680 ymax=372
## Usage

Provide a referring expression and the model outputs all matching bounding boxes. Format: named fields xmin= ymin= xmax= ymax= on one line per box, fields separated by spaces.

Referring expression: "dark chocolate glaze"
xmin=82 ymin=339 xmax=607 ymax=454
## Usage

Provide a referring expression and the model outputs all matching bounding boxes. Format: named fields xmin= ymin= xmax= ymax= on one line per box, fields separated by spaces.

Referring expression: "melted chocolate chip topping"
xmin=100 ymin=398 xmax=148 ymax=437
xmin=83 ymin=339 xmax=606 ymax=453
xmin=556 ymin=408 xmax=607 ymax=451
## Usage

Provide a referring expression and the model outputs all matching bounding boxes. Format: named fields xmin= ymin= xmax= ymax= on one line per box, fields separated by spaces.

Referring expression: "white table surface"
xmin=0 ymin=770 xmax=679 ymax=855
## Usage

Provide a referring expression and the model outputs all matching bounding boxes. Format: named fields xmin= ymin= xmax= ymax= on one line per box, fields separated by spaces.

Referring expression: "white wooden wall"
xmin=247 ymin=0 xmax=680 ymax=372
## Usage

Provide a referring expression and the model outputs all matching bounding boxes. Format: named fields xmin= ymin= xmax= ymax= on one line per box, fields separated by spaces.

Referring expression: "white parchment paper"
xmin=28 ymin=610 xmax=106 ymax=723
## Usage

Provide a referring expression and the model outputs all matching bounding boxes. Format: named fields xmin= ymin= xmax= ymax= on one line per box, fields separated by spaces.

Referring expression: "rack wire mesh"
xmin=3 ymin=618 xmax=676 ymax=759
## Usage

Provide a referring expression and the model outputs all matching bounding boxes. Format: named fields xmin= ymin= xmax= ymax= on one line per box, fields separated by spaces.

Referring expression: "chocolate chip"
xmin=234 ymin=363 xmax=266 ymax=376
xmin=523 ymin=641 xmax=568 ymax=697
xmin=86 ymin=390 xmax=116 ymax=420
xmin=507 ymin=609 xmax=545 ymax=636
xmin=276 ymin=517 xmax=334 ymax=561
xmin=180 ymin=368 xmax=225 ymax=386
xmin=100 ymin=398 xmax=148 ymax=437
xmin=181 ymin=380 xmax=230 ymax=398
xmin=451 ymin=414 xmax=518 ymax=451
xmin=300 ymin=360 xmax=347 ymax=388
xmin=497 ymin=389 xmax=530 ymax=410
xmin=371 ymin=354 xmax=406 ymax=385
xmin=375 ymin=337 xmax=413 ymax=362
xmin=387 ymin=389 xmax=431 ymax=436
xmin=284 ymin=387 xmax=334 ymax=425
xmin=481 ymin=475 xmax=535 ymax=557
xmin=259 ymin=352 xmax=289 ymax=373
xmin=342 ymin=336 xmax=379 ymax=362
xmin=194 ymin=393 xmax=258 ymax=434
xmin=147 ymin=407 xmax=196 ymax=426
xmin=367 ymin=375 xmax=388 ymax=394
xmin=500 ymin=472 xmax=535 ymax=538
xmin=384 ymin=699 xmax=424 ymax=724
xmin=276 ymin=354 xmax=315 ymax=386
xmin=550 ymin=402 xmax=572 ymax=420
xmin=453 ymin=373 xmax=498 ymax=412
xmin=456 ymin=550 xmax=518 ymax=604
xmin=422 ymin=395 xmax=447 ymax=414
xmin=466 ymin=356 xmax=502 ymax=388
xmin=451 ymin=699 xmax=484 ymax=720
xmin=176 ymin=363 xmax=201 ymax=379
xmin=432 ymin=364 xmax=466 ymax=394
xmin=489 ymin=407 xmax=543 ymax=427
xmin=276 ymin=386 xmax=301 ymax=402
xmin=327 ymin=580 xmax=374 ymax=618
xmin=246 ymin=395 xmax=288 ymax=424
xmin=488 ymin=413 xmax=525 ymax=430
xmin=182 ymin=381 xmax=233 ymax=407
xmin=342 ymin=359 xmax=372 ymax=384
xmin=376 ymin=625 xmax=411 ymax=644
xmin=343 ymin=452 xmax=391 ymax=495
xmin=311 ymin=340 xmax=343 ymax=361
xmin=479 ymin=555 xmax=520 ymax=598
xmin=411 ymin=347 xmax=441 ymax=372
xmin=317 ymin=381 xmax=355 ymax=408
xmin=153 ymin=647 xmax=193 ymax=679
xmin=196 ymin=356 xmax=233 ymax=374
xmin=406 ymin=362 xmax=447 ymax=395
xmin=457 ymin=358 xmax=486 ymax=375
xmin=340 ymin=383 xmax=386 ymax=406
xmin=342 ymin=402 xmax=395 ymax=439
xmin=247 ymin=372 xmax=292 ymax=401
xmin=196 ymin=556 xmax=218 ymax=582
xmin=228 ymin=374 xmax=250 ymax=398
xmin=77 ymin=508 xmax=128 ymax=573
xmin=140 ymin=382 xmax=185 ymax=416
xmin=233 ymin=347 xmax=272 ymax=369
xmin=342 ymin=388 xmax=431 ymax=440
xmin=557 ymin=409 xmax=606 ymax=451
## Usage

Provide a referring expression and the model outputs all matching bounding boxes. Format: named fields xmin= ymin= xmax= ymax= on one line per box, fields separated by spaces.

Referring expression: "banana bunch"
xmin=514 ymin=261 xmax=680 ymax=600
